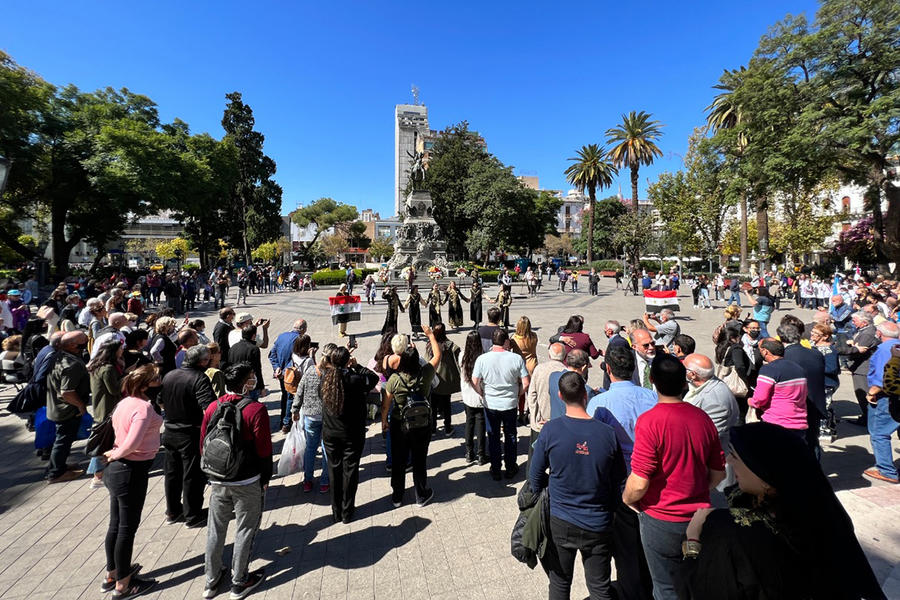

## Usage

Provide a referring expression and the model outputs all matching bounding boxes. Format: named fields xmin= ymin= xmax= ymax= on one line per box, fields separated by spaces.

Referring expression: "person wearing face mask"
xmin=201 ymin=361 xmax=272 ymax=600
xmin=45 ymin=330 xmax=91 ymax=483
xmin=158 ymin=344 xmax=217 ymax=528
xmin=99 ymin=365 xmax=164 ymax=599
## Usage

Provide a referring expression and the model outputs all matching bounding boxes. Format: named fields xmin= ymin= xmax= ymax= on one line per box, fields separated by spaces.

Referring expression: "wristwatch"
xmin=682 ymin=539 xmax=702 ymax=558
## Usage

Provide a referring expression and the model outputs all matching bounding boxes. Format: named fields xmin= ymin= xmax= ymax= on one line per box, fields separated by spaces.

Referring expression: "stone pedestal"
xmin=387 ymin=190 xmax=448 ymax=272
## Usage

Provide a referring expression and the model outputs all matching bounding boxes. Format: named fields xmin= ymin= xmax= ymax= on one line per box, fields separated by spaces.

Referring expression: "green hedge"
xmin=311 ymin=268 xmax=377 ymax=286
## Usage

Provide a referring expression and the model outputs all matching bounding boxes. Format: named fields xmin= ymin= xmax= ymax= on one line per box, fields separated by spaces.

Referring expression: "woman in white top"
xmin=459 ymin=330 xmax=487 ymax=465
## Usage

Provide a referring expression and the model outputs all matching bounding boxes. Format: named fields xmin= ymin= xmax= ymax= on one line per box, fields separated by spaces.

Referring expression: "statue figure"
xmin=407 ymin=149 xmax=426 ymax=191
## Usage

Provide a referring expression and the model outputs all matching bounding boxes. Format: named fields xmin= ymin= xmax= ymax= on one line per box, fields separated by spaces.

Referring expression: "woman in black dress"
xmin=445 ymin=281 xmax=468 ymax=329
xmin=426 ymin=283 xmax=444 ymax=327
xmin=404 ymin=286 xmax=426 ymax=337
xmin=681 ymin=422 xmax=885 ymax=600
xmin=469 ymin=279 xmax=484 ymax=327
xmin=381 ymin=286 xmax=404 ymax=335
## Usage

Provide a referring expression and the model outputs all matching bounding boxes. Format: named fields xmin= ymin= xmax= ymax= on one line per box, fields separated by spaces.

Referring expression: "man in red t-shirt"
xmin=623 ymin=354 xmax=725 ymax=600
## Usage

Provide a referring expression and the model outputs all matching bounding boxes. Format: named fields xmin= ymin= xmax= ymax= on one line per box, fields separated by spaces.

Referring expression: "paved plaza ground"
xmin=0 ymin=278 xmax=898 ymax=599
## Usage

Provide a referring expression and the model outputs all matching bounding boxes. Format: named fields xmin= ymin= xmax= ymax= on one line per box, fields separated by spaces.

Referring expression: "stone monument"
xmin=387 ymin=147 xmax=448 ymax=271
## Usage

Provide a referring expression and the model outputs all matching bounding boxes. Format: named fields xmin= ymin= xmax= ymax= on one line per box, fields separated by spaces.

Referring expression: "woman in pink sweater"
xmin=101 ymin=365 xmax=164 ymax=599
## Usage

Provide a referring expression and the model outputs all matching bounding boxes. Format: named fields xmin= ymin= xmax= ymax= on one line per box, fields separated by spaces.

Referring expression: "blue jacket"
xmin=868 ymin=339 xmax=900 ymax=389
xmin=268 ymin=330 xmax=300 ymax=372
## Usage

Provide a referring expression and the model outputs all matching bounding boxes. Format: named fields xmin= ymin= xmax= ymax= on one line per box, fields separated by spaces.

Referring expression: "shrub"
xmin=311 ymin=268 xmax=377 ymax=286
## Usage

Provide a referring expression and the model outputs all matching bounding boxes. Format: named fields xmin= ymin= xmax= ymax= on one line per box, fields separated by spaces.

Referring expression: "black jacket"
xmin=784 ymin=344 xmax=827 ymax=418
xmin=160 ymin=365 xmax=217 ymax=428
xmin=213 ymin=321 xmax=234 ymax=366
xmin=228 ymin=340 xmax=264 ymax=391
xmin=322 ymin=365 xmax=379 ymax=438
xmin=837 ymin=324 xmax=878 ymax=376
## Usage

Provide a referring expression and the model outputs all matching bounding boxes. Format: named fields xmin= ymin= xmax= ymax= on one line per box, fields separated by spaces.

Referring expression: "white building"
xmin=395 ymin=104 xmax=429 ymax=216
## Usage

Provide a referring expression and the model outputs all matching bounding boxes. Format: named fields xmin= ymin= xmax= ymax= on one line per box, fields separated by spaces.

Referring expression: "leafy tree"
xmin=564 ymin=145 xmax=617 ymax=264
xmin=831 ymin=216 xmax=875 ymax=266
xmin=368 ymin=237 xmax=395 ymax=262
xmin=320 ymin=234 xmax=349 ymax=261
xmin=291 ymin=197 xmax=358 ymax=266
xmin=606 ymin=111 xmax=664 ymax=214
xmin=612 ymin=211 xmax=657 ymax=263
xmin=542 ymin=233 xmax=575 ymax=258
xmin=251 ymin=237 xmax=290 ymax=264
xmin=221 ymin=92 xmax=283 ymax=260
xmin=155 ymin=238 xmax=192 ymax=260
xmin=573 ymin=196 xmax=627 ymax=259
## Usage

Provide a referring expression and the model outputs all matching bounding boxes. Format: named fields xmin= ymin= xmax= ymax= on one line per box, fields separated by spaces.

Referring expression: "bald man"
xmin=45 ymin=331 xmax=91 ymax=483
xmin=269 ymin=318 xmax=308 ymax=433
xmin=630 ymin=329 xmax=657 ymax=390
xmin=683 ymin=353 xmax=740 ymax=454
xmin=525 ymin=342 xmax=568 ymax=465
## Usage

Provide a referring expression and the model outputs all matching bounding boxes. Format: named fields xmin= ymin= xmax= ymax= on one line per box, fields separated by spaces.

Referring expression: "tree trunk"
xmin=865 ymin=176 xmax=888 ymax=270
xmin=756 ymin=197 xmax=769 ymax=274
xmin=882 ymin=179 xmax=900 ymax=273
xmin=89 ymin=249 xmax=105 ymax=274
xmin=586 ymin=186 xmax=596 ymax=264
xmin=739 ymin=190 xmax=749 ymax=274
xmin=0 ymin=222 xmax=39 ymax=258
xmin=50 ymin=203 xmax=75 ymax=279
xmin=631 ymin=167 xmax=640 ymax=213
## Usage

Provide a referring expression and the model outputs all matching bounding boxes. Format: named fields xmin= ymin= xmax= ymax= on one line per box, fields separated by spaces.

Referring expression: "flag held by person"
xmin=330 ymin=295 xmax=362 ymax=324
xmin=643 ymin=290 xmax=679 ymax=313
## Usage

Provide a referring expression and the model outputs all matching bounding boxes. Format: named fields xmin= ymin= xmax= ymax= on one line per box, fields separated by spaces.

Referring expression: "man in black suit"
xmin=837 ymin=311 xmax=879 ymax=424
xmin=600 ymin=320 xmax=633 ymax=389
xmin=779 ymin=323 xmax=826 ymax=459
xmin=212 ymin=307 xmax=236 ymax=368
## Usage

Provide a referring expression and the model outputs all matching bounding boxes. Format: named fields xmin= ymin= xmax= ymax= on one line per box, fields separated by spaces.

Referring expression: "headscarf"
xmin=729 ymin=423 xmax=886 ymax=600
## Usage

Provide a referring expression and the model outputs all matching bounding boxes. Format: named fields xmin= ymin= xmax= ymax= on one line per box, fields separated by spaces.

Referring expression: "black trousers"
xmin=323 ymin=432 xmax=365 ymax=520
xmin=104 ymin=459 xmax=153 ymax=576
xmin=547 ymin=515 xmax=614 ymax=600
xmin=389 ymin=419 xmax=431 ymax=502
xmin=431 ymin=393 xmax=452 ymax=431
xmin=486 ymin=408 xmax=518 ymax=474
xmin=464 ymin=405 xmax=487 ymax=459
xmin=853 ymin=372 xmax=869 ymax=422
xmin=162 ymin=427 xmax=206 ymax=524
xmin=611 ymin=502 xmax=653 ymax=600
xmin=590 ymin=282 xmax=598 ymax=296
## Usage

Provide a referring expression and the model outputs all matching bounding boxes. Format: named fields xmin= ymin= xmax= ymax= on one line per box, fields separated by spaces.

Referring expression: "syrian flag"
xmin=330 ymin=295 xmax=362 ymax=324
xmin=643 ymin=290 xmax=680 ymax=313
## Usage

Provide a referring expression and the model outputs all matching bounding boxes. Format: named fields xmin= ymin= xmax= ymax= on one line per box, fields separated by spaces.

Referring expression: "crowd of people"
xmin=2 ymin=264 xmax=898 ymax=600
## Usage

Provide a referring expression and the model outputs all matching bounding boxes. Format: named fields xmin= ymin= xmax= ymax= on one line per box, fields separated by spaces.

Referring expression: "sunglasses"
xmin=638 ymin=342 xmax=654 ymax=348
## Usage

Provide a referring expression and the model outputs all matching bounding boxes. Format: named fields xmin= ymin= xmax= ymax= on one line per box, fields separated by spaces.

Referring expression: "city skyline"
xmin=1 ymin=0 xmax=820 ymax=218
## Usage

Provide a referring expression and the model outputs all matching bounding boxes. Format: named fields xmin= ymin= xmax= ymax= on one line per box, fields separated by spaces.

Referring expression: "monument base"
xmin=387 ymin=190 xmax=448 ymax=272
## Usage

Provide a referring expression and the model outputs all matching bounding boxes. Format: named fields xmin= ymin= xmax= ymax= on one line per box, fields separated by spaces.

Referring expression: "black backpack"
xmin=399 ymin=375 xmax=431 ymax=434
xmin=201 ymin=397 xmax=254 ymax=480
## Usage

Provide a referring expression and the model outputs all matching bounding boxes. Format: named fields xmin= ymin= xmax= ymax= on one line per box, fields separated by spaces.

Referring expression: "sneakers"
xmin=165 ymin=513 xmax=185 ymax=525
xmin=302 ymin=481 xmax=313 ymax=493
xmin=443 ymin=425 xmax=453 ymax=435
xmin=478 ymin=456 xmax=489 ymax=466
xmin=863 ymin=468 xmax=899 ymax=484
xmin=416 ymin=489 xmax=434 ymax=507
xmin=204 ymin=568 xmax=229 ymax=599
xmin=110 ymin=577 xmax=156 ymax=599
xmin=391 ymin=495 xmax=402 ymax=508
xmin=319 ymin=484 xmax=330 ymax=494
xmin=90 ymin=477 xmax=105 ymax=490
xmin=229 ymin=569 xmax=266 ymax=600
xmin=100 ymin=564 xmax=142 ymax=592
xmin=47 ymin=469 xmax=84 ymax=484
xmin=464 ymin=452 xmax=476 ymax=465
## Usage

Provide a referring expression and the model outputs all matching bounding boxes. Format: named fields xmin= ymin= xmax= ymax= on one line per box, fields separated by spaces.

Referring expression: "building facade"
xmin=395 ymin=104 xmax=429 ymax=216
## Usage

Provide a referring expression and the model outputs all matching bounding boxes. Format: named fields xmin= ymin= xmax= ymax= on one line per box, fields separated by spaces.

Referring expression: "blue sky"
xmin=2 ymin=0 xmax=819 ymax=218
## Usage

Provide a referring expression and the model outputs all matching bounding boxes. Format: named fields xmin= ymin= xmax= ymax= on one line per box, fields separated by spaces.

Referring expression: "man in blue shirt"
xmin=829 ymin=294 xmax=854 ymax=335
xmin=268 ymin=319 xmax=306 ymax=434
xmin=530 ymin=371 xmax=625 ymax=600
xmin=863 ymin=321 xmax=900 ymax=484
xmin=590 ymin=345 xmax=656 ymax=600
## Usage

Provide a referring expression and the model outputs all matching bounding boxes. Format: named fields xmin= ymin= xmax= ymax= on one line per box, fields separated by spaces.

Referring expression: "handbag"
xmin=716 ymin=364 xmax=748 ymax=398
xmin=86 ymin=416 xmax=115 ymax=457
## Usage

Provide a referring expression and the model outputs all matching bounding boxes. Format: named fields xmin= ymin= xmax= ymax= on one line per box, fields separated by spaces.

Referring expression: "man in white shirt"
xmin=472 ymin=328 xmax=530 ymax=481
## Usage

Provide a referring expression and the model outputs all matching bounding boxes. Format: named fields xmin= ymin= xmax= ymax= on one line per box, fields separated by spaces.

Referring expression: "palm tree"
xmin=564 ymin=144 xmax=618 ymax=264
xmin=706 ymin=67 xmax=750 ymax=273
xmin=606 ymin=111 xmax=664 ymax=214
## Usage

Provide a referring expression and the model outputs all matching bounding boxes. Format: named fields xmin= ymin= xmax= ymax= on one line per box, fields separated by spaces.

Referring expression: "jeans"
xmin=162 ymin=427 xmax=207 ymax=524
xmin=638 ymin=513 xmax=688 ymax=600
xmin=87 ymin=455 xmax=108 ymax=475
xmin=464 ymin=405 xmax=487 ymax=459
xmin=278 ymin=379 xmax=291 ymax=428
xmin=727 ymin=291 xmax=741 ymax=306
xmin=237 ymin=288 xmax=247 ymax=304
xmin=486 ymin=408 xmax=518 ymax=474
xmin=547 ymin=516 xmax=614 ymax=600
xmin=758 ymin=321 xmax=769 ymax=338
xmin=104 ymin=459 xmax=152 ymax=576
xmin=389 ymin=417 xmax=431 ymax=502
xmin=868 ymin=397 xmax=899 ymax=480
xmin=205 ymin=482 xmax=264 ymax=587
xmin=698 ymin=289 xmax=711 ymax=308
xmin=302 ymin=417 xmax=329 ymax=485
xmin=431 ymin=393 xmax=451 ymax=431
xmin=47 ymin=415 xmax=80 ymax=479
xmin=322 ymin=432 xmax=365 ymax=520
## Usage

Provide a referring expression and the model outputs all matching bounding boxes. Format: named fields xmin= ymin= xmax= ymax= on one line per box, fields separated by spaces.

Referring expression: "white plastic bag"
xmin=277 ymin=413 xmax=307 ymax=477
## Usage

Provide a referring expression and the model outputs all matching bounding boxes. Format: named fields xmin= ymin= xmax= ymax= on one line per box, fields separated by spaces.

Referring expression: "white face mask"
xmin=242 ymin=378 xmax=257 ymax=395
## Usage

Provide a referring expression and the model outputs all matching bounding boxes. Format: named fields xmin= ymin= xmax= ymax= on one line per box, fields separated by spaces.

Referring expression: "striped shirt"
xmin=749 ymin=359 xmax=808 ymax=430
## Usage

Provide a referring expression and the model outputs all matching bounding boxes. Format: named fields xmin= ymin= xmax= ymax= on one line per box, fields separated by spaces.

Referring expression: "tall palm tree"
xmin=706 ymin=67 xmax=750 ymax=273
xmin=606 ymin=111 xmax=664 ymax=214
xmin=564 ymin=144 xmax=618 ymax=264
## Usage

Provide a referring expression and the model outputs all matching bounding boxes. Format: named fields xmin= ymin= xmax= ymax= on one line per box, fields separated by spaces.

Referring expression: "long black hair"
xmin=322 ymin=346 xmax=350 ymax=415
xmin=461 ymin=330 xmax=483 ymax=384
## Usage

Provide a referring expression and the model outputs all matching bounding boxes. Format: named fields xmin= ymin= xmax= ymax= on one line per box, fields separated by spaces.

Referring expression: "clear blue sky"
xmin=2 ymin=0 xmax=819 ymax=218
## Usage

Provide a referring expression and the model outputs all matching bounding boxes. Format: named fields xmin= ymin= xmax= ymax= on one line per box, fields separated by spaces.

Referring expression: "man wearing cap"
xmin=228 ymin=312 xmax=270 ymax=351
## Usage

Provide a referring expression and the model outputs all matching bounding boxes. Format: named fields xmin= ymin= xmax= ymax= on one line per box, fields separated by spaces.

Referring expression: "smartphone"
xmin=348 ymin=334 xmax=358 ymax=349
xmin=310 ymin=341 xmax=320 ymax=349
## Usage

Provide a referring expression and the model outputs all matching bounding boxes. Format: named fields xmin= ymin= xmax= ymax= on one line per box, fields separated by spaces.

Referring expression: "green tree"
xmin=573 ymin=196 xmax=627 ymax=259
xmin=606 ymin=111 xmax=664 ymax=214
xmin=368 ymin=237 xmax=395 ymax=262
xmin=564 ymin=144 xmax=618 ymax=263
xmin=291 ymin=197 xmax=358 ymax=266
xmin=320 ymin=234 xmax=349 ymax=261
xmin=155 ymin=237 xmax=192 ymax=261
xmin=221 ymin=92 xmax=283 ymax=260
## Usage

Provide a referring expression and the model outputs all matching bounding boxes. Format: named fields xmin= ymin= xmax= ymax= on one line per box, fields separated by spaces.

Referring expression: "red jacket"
xmin=200 ymin=393 xmax=273 ymax=485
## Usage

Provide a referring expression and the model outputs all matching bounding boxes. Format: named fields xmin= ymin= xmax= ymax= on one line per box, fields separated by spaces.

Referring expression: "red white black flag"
xmin=643 ymin=290 xmax=680 ymax=313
